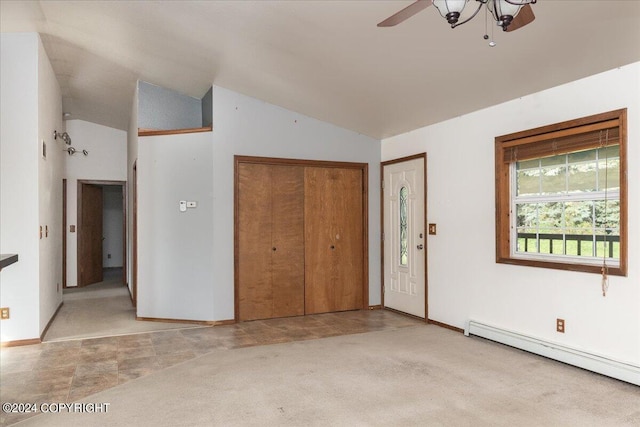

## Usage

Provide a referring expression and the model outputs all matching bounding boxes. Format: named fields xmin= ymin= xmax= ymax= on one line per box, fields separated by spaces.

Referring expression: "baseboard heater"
xmin=465 ymin=320 xmax=640 ymax=386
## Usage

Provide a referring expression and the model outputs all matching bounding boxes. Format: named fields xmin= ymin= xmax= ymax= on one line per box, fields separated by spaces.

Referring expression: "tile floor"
xmin=0 ymin=310 xmax=422 ymax=426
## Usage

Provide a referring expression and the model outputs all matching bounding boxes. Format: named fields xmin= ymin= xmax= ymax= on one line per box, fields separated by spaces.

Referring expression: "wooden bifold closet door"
xmin=304 ymin=167 xmax=363 ymax=314
xmin=237 ymin=163 xmax=305 ymax=321
xmin=236 ymin=158 xmax=366 ymax=322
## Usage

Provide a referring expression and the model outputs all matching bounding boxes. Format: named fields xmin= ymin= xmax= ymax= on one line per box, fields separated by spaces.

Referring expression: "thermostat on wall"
xmin=179 ymin=201 xmax=187 ymax=212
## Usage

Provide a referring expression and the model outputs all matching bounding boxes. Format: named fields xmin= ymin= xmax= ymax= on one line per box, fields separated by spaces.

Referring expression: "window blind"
xmin=501 ymin=121 xmax=620 ymax=163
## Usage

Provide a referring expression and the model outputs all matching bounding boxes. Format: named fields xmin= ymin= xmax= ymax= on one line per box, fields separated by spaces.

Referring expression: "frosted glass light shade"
xmin=488 ymin=0 xmax=523 ymax=20
xmin=433 ymin=0 xmax=469 ymax=18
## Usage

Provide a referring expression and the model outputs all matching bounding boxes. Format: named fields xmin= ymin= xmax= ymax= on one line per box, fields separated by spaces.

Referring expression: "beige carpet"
xmin=20 ymin=325 xmax=640 ymax=426
xmin=44 ymin=271 xmax=201 ymax=342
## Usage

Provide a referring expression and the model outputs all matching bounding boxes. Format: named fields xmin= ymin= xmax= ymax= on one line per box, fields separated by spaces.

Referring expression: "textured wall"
xmin=138 ymin=81 xmax=202 ymax=130
xmin=201 ymin=87 xmax=213 ymax=128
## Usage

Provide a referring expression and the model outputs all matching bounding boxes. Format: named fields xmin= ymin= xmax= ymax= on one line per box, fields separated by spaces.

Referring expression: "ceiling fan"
xmin=377 ymin=0 xmax=536 ymax=33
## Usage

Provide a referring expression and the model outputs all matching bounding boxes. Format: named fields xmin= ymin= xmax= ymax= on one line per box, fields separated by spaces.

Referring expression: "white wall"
xmin=126 ymin=86 xmax=138 ymax=292
xmin=103 ymin=186 xmax=123 ymax=268
xmin=37 ymin=35 xmax=64 ymax=333
xmin=210 ymin=86 xmax=381 ymax=321
xmin=138 ymin=132 xmax=214 ymax=320
xmin=135 ymin=85 xmax=380 ymax=321
xmin=382 ymin=63 xmax=640 ymax=366
xmin=1 ymin=33 xmax=65 ymax=342
xmin=0 ymin=33 xmax=40 ymax=342
xmin=64 ymin=120 xmax=127 ymax=287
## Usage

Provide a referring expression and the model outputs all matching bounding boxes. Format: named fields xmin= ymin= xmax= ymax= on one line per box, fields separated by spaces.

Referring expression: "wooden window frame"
xmin=495 ymin=109 xmax=627 ymax=276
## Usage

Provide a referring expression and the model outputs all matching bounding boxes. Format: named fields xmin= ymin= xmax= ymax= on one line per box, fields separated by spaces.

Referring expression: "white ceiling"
xmin=1 ymin=1 xmax=639 ymax=139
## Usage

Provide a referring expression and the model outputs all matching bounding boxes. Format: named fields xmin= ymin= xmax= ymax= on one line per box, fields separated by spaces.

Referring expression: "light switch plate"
xmin=187 ymin=201 xmax=197 ymax=208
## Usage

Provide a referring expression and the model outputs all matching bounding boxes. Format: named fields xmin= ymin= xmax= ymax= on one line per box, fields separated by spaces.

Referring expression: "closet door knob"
xmin=330 ymin=245 xmax=335 ymax=250
xmin=272 ymin=247 xmax=277 ymax=251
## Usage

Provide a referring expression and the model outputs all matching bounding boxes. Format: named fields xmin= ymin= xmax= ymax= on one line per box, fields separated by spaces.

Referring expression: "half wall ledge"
xmin=138 ymin=126 xmax=213 ymax=137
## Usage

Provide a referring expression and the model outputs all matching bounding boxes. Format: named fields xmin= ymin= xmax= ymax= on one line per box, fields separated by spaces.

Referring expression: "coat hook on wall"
xmin=54 ymin=130 xmax=72 ymax=145
xmin=65 ymin=147 xmax=88 ymax=156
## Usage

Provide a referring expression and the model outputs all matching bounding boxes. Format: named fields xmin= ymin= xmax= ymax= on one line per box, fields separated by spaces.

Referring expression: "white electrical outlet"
xmin=179 ymin=201 xmax=187 ymax=212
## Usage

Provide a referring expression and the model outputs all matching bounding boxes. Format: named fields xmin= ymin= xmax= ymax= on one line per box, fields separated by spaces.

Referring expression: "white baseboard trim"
xmin=465 ymin=320 xmax=640 ymax=386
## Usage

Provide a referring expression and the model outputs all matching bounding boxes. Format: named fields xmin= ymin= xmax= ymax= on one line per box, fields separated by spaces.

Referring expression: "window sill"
xmin=496 ymin=256 xmax=626 ymax=276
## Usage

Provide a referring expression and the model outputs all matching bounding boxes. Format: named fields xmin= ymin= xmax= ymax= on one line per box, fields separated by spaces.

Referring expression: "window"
xmin=399 ymin=186 xmax=408 ymax=266
xmin=495 ymin=109 xmax=627 ymax=276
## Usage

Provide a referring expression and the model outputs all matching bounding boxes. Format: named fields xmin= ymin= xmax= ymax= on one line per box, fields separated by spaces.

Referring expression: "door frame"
xmin=77 ymin=179 xmax=127 ymax=287
xmin=62 ymin=179 xmax=67 ymax=288
xmin=380 ymin=153 xmax=428 ymax=321
xmin=234 ymin=155 xmax=369 ymax=321
xmin=132 ymin=161 xmax=138 ymax=307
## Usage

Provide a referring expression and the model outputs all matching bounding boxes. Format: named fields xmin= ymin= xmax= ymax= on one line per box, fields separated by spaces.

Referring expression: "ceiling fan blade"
xmin=377 ymin=0 xmax=432 ymax=27
xmin=506 ymin=3 xmax=535 ymax=32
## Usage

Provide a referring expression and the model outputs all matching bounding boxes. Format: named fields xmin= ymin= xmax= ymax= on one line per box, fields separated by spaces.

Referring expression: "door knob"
xmin=330 ymin=245 xmax=335 ymax=250
xmin=417 ymin=244 xmax=424 ymax=250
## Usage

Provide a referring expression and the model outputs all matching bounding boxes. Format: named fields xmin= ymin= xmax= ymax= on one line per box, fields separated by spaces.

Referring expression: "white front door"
xmin=383 ymin=156 xmax=426 ymax=318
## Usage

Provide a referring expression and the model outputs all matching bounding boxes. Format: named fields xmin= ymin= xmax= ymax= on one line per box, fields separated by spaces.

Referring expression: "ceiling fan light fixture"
xmin=433 ymin=0 xmax=469 ymax=25
xmin=377 ymin=0 xmax=536 ymax=34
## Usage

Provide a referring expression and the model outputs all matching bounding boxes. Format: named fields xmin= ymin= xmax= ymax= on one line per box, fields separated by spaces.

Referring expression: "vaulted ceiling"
xmin=2 ymin=1 xmax=639 ymax=139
